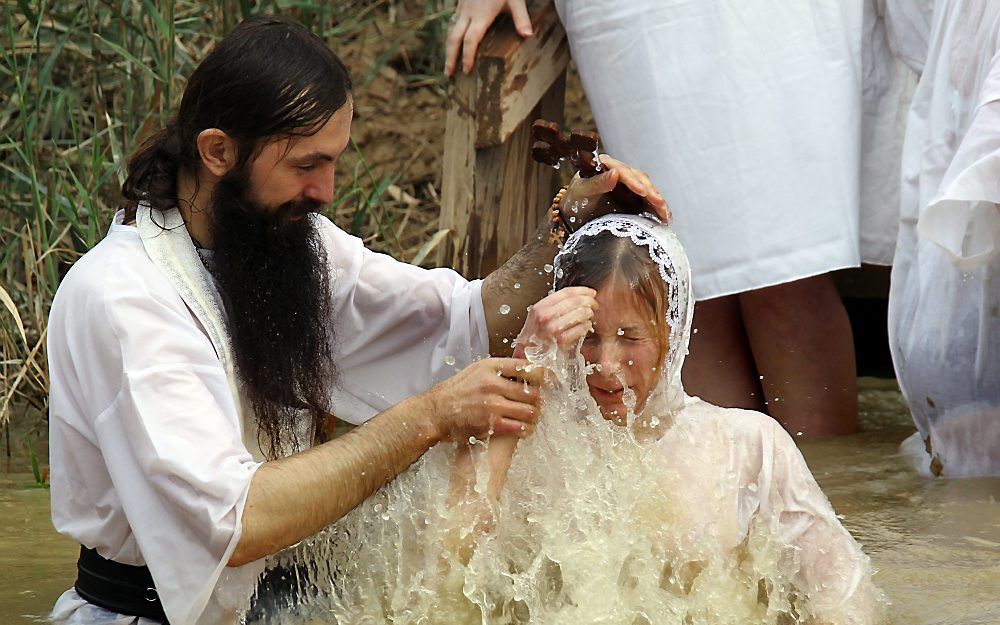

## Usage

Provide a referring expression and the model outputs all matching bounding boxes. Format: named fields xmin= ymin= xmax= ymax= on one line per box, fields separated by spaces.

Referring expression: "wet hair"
xmin=555 ymin=231 xmax=670 ymax=366
xmin=121 ymin=14 xmax=353 ymax=218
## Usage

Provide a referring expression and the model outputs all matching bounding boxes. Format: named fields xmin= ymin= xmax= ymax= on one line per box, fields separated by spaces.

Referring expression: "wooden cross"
xmin=530 ymin=119 xmax=648 ymax=214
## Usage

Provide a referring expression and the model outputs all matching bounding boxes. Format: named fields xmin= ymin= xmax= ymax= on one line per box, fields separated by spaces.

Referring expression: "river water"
xmin=2 ymin=385 xmax=998 ymax=624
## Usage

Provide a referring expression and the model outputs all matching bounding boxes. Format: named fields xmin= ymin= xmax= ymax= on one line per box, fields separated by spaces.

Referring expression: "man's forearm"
xmin=229 ymin=393 xmax=442 ymax=566
xmin=482 ymin=224 xmax=559 ymax=355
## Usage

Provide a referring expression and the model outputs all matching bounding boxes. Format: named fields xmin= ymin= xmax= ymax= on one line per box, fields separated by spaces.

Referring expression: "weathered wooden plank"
xmin=475 ymin=1 xmax=569 ymax=148
xmin=439 ymin=0 xmax=569 ymax=278
xmin=440 ymin=70 xmax=477 ymax=271
xmin=497 ymin=72 xmax=566 ymax=266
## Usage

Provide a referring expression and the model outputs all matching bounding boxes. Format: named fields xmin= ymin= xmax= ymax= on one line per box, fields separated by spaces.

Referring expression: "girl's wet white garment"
xmin=554 ymin=0 xmax=917 ymax=299
xmin=46 ymin=209 xmax=489 ymax=624
xmin=889 ymin=0 xmax=1000 ymax=477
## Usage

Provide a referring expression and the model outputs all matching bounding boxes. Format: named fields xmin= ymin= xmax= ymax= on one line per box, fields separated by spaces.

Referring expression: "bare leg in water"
xmin=683 ymin=274 xmax=858 ymax=437
xmin=683 ymin=296 xmax=765 ymax=411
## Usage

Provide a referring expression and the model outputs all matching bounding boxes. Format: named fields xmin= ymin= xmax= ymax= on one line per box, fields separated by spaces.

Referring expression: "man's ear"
xmin=196 ymin=128 xmax=239 ymax=178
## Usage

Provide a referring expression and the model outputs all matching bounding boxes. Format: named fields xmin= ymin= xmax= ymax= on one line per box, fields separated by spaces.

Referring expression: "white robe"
xmin=888 ymin=0 xmax=1000 ymax=477
xmin=47 ymin=210 xmax=490 ymax=624
xmin=555 ymin=0 xmax=916 ymax=299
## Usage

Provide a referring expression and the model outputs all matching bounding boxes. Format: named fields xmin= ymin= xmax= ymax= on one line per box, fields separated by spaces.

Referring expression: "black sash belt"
xmin=75 ymin=546 xmax=169 ymax=623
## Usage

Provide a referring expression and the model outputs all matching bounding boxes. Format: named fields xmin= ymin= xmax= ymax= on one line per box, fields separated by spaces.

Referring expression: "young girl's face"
xmin=581 ymin=282 xmax=664 ymax=424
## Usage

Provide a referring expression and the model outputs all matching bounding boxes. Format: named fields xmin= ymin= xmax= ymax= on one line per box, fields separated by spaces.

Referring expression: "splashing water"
xmin=250 ymin=345 xmax=883 ymax=624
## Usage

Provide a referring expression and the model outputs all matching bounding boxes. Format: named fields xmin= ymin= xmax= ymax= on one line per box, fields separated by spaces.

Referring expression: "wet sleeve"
xmin=919 ymin=59 xmax=1000 ymax=269
xmin=316 ymin=216 xmax=490 ymax=424
xmin=766 ymin=425 xmax=885 ymax=625
xmin=101 ymin=272 xmax=263 ymax=625
xmin=881 ymin=0 xmax=934 ymax=73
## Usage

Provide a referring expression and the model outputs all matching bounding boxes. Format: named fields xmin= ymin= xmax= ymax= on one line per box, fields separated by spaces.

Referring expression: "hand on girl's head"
xmin=565 ymin=155 xmax=670 ymax=223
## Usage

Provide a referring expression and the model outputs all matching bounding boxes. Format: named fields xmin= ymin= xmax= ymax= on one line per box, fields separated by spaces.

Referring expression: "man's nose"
xmin=303 ymin=171 xmax=335 ymax=205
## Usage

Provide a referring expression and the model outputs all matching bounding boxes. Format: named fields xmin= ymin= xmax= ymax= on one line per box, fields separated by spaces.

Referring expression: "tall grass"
xmin=0 ymin=0 xmax=454 ymax=454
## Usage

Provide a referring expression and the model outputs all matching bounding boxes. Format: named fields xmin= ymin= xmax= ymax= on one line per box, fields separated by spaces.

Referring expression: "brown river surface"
xmin=2 ymin=385 xmax=998 ymax=624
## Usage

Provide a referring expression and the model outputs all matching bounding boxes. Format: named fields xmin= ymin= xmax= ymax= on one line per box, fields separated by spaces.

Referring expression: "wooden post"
xmin=440 ymin=1 xmax=570 ymax=278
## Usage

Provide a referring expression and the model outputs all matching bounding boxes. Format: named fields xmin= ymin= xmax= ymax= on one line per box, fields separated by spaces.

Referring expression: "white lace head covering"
xmin=554 ymin=213 xmax=694 ymax=415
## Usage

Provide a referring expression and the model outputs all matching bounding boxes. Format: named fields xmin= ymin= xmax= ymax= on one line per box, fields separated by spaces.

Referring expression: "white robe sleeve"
xmin=918 ymin=60 xmax=1000 ymax=269
xmin=763 ymin=423 xmax=884 ymax=625
xmin=316 ymin=216 xmax=490 ymax=424
xmin=881 ymin=0 xmax=934 ymax=74
xmin=49 ymin=238 xmax=262 ymax=625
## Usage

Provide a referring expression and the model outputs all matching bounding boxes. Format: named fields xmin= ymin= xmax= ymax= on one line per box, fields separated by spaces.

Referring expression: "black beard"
xmin=208 ymin=167 xmax=335 ymax=458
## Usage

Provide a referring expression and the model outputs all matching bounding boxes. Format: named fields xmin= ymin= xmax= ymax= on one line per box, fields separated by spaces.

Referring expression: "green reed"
xmin=0 ymin=0 xmax=453 ymax=446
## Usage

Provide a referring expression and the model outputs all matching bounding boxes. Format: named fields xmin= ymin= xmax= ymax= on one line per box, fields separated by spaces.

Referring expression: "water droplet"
xmin=692 ymin=328 xmax=699 ymax=334
xmin=444 ymin=355 xmax=456 ymax=366
xmin=499 ymin=304 xmax=511 ymax=315
xmin=543 ymin=263 xmax=554 ymax=273
xmin=795 ymin=431 xmax=803 ymax=437
xmin=468 ymin=436 xmax=477 ymax=444
xmin=513 ymin=282 xmax=521 ymax=289
xmin=617 ymin=328 xmax=625 ymax=336
xmin=502 ymin=338 xmax=509 ymax=344
xmin=627 ymin=359 xmax=634 ymax=366
xmin=569 ymin=216 xmax=576 ymax=223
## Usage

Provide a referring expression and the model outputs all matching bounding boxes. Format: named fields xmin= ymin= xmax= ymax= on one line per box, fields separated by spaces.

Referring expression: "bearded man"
xmin=45 ymin=13 xmax=666 ymax=625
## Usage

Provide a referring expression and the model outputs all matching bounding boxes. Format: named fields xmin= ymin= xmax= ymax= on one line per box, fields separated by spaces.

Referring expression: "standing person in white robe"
xmin=45 ymin=14 xmax=668 ymax=625
xmin=888 ymin=0 xmax=1000 ymax=477
xmin=445 ymin=0 xmax=919 ymax=438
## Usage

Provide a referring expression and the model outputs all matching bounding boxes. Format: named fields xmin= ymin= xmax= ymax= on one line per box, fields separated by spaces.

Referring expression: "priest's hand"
xmin=444 ymin=0 xmax=532 ymax=76
xmin=513 ymin=287 xmax=598 ymax=358
xmin=426 ymin=357 xmax=543 ymax=440
xmin=563 ymin=155 xmax=671 ymax=225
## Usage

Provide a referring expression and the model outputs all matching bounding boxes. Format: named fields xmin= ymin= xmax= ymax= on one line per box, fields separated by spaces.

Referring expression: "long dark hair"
xmin=121 ymin=14 xmax=353 ymax=218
